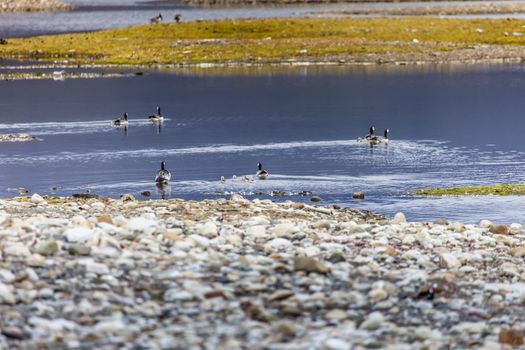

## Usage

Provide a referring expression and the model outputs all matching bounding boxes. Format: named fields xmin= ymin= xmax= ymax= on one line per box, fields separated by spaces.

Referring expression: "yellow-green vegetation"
xmin=2 ymin=17 xmax=525 ymax=66
xmin=413 ymin=184 xmax=525 ymax=196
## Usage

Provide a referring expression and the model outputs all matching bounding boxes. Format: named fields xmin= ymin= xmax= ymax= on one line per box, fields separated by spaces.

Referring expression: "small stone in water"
xmin=120 ymin=193 xmax=136 ymax=202
xmin=352 ymin=192 xmax=365 ymax=200
xmin=141 ymin=191 xmax=151 ymax=197
xmin=310 ymin=196 xmax=322 ymax=202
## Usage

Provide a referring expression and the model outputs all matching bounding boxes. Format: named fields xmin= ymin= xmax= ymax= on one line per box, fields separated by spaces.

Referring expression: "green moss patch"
xmin=1 ymin=17 xmax=525 ymax=66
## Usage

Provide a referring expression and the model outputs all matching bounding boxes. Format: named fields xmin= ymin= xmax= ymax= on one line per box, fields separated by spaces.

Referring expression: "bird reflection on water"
xmin=156 ymin=182 xmax=171 ymax=199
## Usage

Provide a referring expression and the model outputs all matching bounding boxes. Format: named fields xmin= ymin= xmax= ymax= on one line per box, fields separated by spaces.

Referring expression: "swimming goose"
xmin=155 ymin=161 xmax=171 ymax=183
xmin=357 ymin=126 xmax=375 ymax=142
xmin=113 ymin=112 xmax=129 ymax=126
xmin=220 ymin=176 xmax=225 ymax=183
xmin=148 ymin=106 xmax=164 ymax=122
xmin=256 ymin=163 xmax=269 ymax=180
xmin=150 ymin=13 xmax=163 ymax=24
xmin=369 ymin=129 xmax=389 ymax=145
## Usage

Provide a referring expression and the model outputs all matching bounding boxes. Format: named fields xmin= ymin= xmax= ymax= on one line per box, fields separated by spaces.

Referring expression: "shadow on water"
xmin=1 ymin=64 xmax=525 ymax=223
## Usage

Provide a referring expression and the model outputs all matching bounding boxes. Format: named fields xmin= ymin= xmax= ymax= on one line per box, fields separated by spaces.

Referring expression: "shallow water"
xmin=1 ymin=63 xmax=525 ymax=223
xmin=2 ymin=0 xmax=525 ymax=38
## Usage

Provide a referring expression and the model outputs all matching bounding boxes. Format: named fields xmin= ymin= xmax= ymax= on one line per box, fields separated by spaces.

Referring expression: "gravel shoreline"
xmin=0 ymin=194 xmax=523 ymax=348
xmin=0 ymin=0 xmax=71 ymax=12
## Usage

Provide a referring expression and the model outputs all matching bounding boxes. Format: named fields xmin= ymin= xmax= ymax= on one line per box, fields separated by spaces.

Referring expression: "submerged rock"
xmin=352 ymin=192 xmax=365 ymax=199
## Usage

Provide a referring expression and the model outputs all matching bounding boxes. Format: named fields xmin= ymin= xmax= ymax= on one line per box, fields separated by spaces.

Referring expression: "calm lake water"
xmin=1 ymin=63 xmax=525 ymax=223
xmin=2 ymin=0 xmax=525 ymax=37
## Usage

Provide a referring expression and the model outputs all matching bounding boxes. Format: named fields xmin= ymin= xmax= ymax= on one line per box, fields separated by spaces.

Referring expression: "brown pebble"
xmin=291 ymin=202 xmax=305 ymax=209
xmin=204 ymin=290 xmax=226 ymax=299
xmin=434 ymin=219 xmax=448 ymax=225
xmin=490 ymin=224 xmax=510 ymax=235
xmin=294 ymin=256 xmax=330 ymax=274
xmin=98 ymin=214 xmax=113 ymax=225
xmin=162 ymin=230 xmax=181 ymax=242
xmin=499 ymin=327 xmax=524 ymax=347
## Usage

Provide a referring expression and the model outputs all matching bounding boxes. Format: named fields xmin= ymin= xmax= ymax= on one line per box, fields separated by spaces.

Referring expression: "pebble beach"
xmin=0 ymin=0 xmax=71 ymax=12
xmin=0 ymin=194 xmax=523 ymax=349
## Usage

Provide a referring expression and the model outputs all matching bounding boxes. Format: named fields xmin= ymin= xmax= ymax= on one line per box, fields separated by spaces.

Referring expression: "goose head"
xmin=160 ymin=161 xmax=166 ymax=170
xmin=384 ymin=129 xmax=389 ymax=138
xmin=257 ymin=163 xmax=262 ymax=170
xmin=124 ymin=112 xmax=128 ymax=121
xmin=369 ymin=126 xmax=375 ymax=135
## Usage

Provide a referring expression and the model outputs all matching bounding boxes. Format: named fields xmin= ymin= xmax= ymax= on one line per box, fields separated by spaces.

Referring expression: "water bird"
xmin=256 ymin=163 xmax=269 ymax=180
xmin=148 ymin=106 xmax=164 ymax=122
xmin=156 ymin=182 xmax=171 ymax=200
xmin=174 ymin=13 xmax=182 ymax=23
xmin=357 ymin=126 xmax=375 ymax=142
xmin=155 ymin=161 xmax=171 ymax=183
xmin=113 ymin=112 xmax=129 ymax=126
xmin=150 ymin=13 xmax=163 ymax=24
xmin=232 ymin=175 xmax=237 ymax=182
xmin=242 ymin=175 xmax=254 ymax=183
xmin=53 ymin=70 xmax=65 ymax=81
xmin=220 ymin=176 xmax=225 ymax=183
xmin=369 ymin=129 xmax=389 ymax=145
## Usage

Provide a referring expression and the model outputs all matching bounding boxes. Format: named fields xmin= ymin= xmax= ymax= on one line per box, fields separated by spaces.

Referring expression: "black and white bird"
xmin=357 ymin=126 xmax=375 ymax=142
xmin=113 ymin=112 xmax=129 ymax=126
xmin=148 ymin=106 xmax=164 ymax=122
xmin=256 ymin=163 xmax=269 ymax=180
xmin=369 ymin=129 xmax=389 ymax=145
xmin=174 ymin=13 xmax=182 ymax=23
xmin=150 ymin=13 xmax=163 ymax=24
xmin=155 ymin=161 xmax=171 ymax=183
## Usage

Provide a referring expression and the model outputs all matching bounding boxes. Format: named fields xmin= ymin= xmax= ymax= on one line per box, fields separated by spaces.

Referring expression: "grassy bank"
xmin=2 ymin=17 xmax=525 ymax=66
xmin=413 ymin=184 xmax=525 ymax=196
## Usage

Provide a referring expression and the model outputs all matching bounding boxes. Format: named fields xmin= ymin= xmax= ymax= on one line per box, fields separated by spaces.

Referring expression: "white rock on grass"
xmin=30 ymin=193 xmax=46 ymax=204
